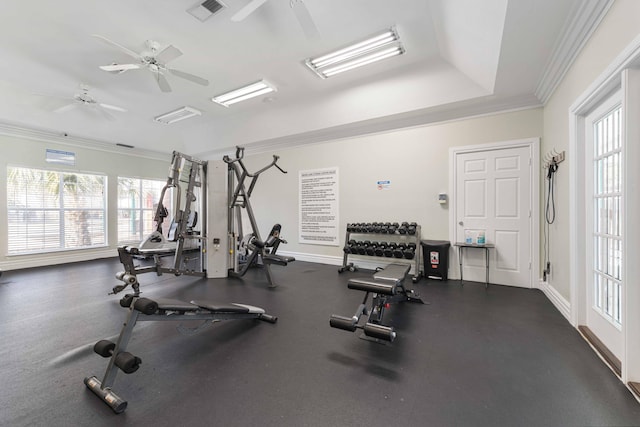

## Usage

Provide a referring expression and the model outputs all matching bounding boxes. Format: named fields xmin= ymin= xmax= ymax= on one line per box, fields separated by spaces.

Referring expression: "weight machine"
xmin=224 ymin=147 xmax=295 ymax=287
xmin=113 ymin=151 xmax=207 ymax=298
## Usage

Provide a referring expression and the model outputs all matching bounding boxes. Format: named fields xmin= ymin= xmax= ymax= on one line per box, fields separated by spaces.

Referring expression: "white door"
xmin=454 ymin=143 xmax=533 ymax=287
xmin=584 ymin=93 xmax=623 ymax=359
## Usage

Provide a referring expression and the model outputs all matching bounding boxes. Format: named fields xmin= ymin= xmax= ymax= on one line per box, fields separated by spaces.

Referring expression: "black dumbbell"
xmin=403 ymin=243 xmax=416 ymax=259
xmin=374 ymin=242 xmax=386 ymax=257
xmin=398 ymin=222 xmax=409 ymax=234
xmin=384 ymin=242 xmax=397 ymax=257
xmin=393 ymin=243 xmax=406 ymax=258
xmin=407 ymin=222 xmax=417 ymax=235
xmin=357 ymin=241 xmax=369 ymax=255
xmin=366 ymin=241 xmax=378 ymax=256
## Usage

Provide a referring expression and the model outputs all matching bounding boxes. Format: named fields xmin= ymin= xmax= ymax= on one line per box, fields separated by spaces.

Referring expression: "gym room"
xmin=1 ymin=0 xmax=640 ymax=425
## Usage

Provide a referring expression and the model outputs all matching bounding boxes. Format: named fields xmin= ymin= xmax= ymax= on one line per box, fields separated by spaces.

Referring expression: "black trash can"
xmin=421 ymin=240 xmax=450 ymax=280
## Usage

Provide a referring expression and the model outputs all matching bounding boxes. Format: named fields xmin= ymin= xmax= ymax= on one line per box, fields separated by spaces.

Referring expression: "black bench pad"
xmin=373 ymin=263 xmax=410 ymax=283
xmin=263 ymin=254 xmax=295 ymax=266
xmin=154 ymin=298 xmax=200 ymax=311
xmin=190 ymin=300 xmax=265 ymax=314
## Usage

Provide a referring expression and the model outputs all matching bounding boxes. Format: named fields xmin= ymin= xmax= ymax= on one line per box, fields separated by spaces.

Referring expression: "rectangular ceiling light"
xmin=211 ymin=80 xmax=276 ymax=107
xmin=305 ymin=28 xmax=405 ymax=79
xmin=154 ymin=106 xmax=202 ymax=124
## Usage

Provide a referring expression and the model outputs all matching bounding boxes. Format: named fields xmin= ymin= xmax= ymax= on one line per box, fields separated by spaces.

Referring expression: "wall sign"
xmin=299 ymin=167 xmax=339 ymax=246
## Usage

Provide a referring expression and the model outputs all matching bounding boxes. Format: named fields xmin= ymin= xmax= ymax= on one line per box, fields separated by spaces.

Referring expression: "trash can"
xmin=421 ymin=240 xmax=450 ymax=280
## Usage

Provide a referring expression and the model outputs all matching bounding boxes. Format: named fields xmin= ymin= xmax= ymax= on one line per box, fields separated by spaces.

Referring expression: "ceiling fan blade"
xmin=168 ymin=68 xmax=209 ymax=86
xmin=154 ymin=72 xmax=172 ymax=93
xmin=155 ymin=45 xmax=183 ymax=64
xmin=53 ymin=102 xmax=79 ymax=114
xmin=291 ymin=0 xmax=319 ymax=39
xmin=92 ymin=34 xmax=141 ymax=60
xmin=92 ymin=106 xmax=117 ymax=121
xmin=231 ymin=0 xmax=269 ymax=22
xmin=99 ymin=63 xmax=141 ymax=72
xmin=98 ymin=103 xmax=127 ymax=112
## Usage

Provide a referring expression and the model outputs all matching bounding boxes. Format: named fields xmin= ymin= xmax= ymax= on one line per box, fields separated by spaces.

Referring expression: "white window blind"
xmin=117 ymin=177 xmax=170 ymax=244
xmin=7 ymin=167 xmax=106 ymax=254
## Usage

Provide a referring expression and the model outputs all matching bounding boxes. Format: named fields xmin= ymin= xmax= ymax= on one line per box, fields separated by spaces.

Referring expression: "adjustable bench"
xmin=329 ymin=263 xmax=424 ymax=343
xmin=85 ymin=296 xmax=276 ymax=413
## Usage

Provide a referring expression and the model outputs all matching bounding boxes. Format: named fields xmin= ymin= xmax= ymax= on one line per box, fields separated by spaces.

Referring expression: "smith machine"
xmin=112 ymin=151 xmax=208 ymax=298
xmin=224 ymin=146 xmax=295 ymax=287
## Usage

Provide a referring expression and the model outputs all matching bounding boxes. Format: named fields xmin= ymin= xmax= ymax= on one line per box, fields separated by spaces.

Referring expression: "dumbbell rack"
xmin=339 ymin=222 xmax=422 ymax=283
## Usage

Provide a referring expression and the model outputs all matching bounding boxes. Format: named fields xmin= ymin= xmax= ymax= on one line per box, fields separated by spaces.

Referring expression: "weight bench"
xmin=329 ymin=263 xmax=424 ymax=343
xmin=84 ymin=296 xmax=276 ymax=414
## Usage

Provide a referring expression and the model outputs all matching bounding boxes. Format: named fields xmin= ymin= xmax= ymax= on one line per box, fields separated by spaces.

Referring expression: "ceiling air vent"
xmin=187 ymin=0 xmax=226 ymax=22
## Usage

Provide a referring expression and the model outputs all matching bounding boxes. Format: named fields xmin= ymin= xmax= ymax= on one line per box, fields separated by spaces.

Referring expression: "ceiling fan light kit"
xmin=211 ymin=80 xmax=276 ymax=107
xmin=305 ymin=27 xmax=404 ymax=78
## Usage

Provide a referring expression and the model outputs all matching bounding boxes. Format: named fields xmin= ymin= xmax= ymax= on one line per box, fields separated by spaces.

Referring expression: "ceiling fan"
xmin=38 ymin=84 xmax=127 ymax=121
xmin=93 ymin=35 xmax=209 ymax=92
xmin=231 ymin=0 xmax=319 ymax=39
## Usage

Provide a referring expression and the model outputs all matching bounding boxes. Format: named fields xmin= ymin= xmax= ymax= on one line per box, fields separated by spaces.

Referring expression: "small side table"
xmin=454 ymin=243 xmax=495 ymax=288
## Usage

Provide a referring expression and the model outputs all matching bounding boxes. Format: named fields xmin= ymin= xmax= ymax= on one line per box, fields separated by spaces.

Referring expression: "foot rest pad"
xmin=191 ymin=300 xmax=265 ymax=314
xmin=348 ymin=278 xmax=396 ymax=295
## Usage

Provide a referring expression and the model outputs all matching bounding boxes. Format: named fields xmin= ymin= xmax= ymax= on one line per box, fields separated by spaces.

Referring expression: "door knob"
xmin=458 ymin=221 xmax=464 ymax=226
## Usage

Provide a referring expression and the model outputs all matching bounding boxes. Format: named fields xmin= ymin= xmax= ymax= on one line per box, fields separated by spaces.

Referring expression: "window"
xmin=117 ymin=177 xmax=170 ymax=244
xmin=7 ymin=167 xmax=106 ymax=254
xmin=592 ymin=105 xmax=623 ymax=325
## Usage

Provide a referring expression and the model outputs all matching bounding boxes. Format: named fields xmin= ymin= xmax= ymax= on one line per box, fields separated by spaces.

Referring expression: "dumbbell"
xmin=403 ymin=243 xmax=416 ymax=259
xmin=384 ymin=242 xmax=397 ymax=257
xmin=398 ymin=222 xmax=409 ymax=234
xmin=93 ymin=340 xmax=142 ymax=374
xmin=374 ymin=242 xmax=386 ymax=257
xmin=354 ymin=241 xmax=366 ymax=255
xmin=366 ymin=241 xmax=378 ymax=256
xmin=390 ymin=222 xmax=399 ymax=234
xmin=407 ymin=222 xmax=417 ymax=235
xmin=393 ymin=243 xmax=406 ymax=258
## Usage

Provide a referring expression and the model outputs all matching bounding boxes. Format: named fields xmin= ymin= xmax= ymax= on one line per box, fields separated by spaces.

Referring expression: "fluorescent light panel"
xmin=211 ymin=80 xmax=276 ymax=107
xmin=154 ymin=106 xmax=202 ymax=124
xmin=305 ymin=28 xmax=405 ymax=78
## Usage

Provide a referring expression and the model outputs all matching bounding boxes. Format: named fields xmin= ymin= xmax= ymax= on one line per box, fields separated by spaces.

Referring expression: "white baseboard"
xmin=276 ymin=251 xmax=421 ymax=274
xmin=538 ymin=279 xmax=571 ymax=322
xmin=0 ymin=248 xmax=116 ymax=272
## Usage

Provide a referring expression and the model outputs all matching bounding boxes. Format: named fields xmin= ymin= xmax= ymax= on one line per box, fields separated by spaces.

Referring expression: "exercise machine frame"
xmin=85 ymin=295 xmax=276 ymax=413
xmin=112 ymin=151 xmax=207 ymax=297
xmin=224 ymin=146 xmax=294 ymax=287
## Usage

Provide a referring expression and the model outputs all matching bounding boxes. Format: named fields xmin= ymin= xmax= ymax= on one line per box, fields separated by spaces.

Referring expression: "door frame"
xmin=449 ymin=138 xmax=540 ymax=287
xmin=569 ymin=35 xmax=640 ymax=387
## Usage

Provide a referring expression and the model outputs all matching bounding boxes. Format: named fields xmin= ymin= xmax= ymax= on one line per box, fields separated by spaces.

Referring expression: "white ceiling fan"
xmin=231 ymin=0 xmax=319 ymax=39
xmin=38 ymin=84 xmax=127 ymax=121
xmin=93 ymin=35 xmax=209 ymax=92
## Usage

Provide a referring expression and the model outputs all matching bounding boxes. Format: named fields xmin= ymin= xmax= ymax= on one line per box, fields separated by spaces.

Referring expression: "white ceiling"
xmin=0 ymin=0 xmax=610 ymax=157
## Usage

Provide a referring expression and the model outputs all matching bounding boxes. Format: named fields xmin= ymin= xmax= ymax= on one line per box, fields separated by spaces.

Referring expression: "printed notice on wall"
xmin=299 ymin=167 xmax=339 ymax=246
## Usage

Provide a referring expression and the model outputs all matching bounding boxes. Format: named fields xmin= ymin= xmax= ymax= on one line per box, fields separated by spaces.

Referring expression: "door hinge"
xmin=529 ymin=262 xmax=531 ymax=270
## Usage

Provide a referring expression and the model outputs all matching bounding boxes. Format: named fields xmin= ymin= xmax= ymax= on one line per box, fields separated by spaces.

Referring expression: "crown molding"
xmin=0 ymin=121 xmax=168 ymax=161
xmin=195 ymin=93 xmax=542 ymax=158
xmin=535 ymin=0 xmax=615 ymax=104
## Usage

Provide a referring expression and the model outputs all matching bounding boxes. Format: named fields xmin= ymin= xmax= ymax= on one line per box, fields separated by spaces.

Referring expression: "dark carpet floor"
xmin=1 ymin=258 xmax=639 ymax=426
